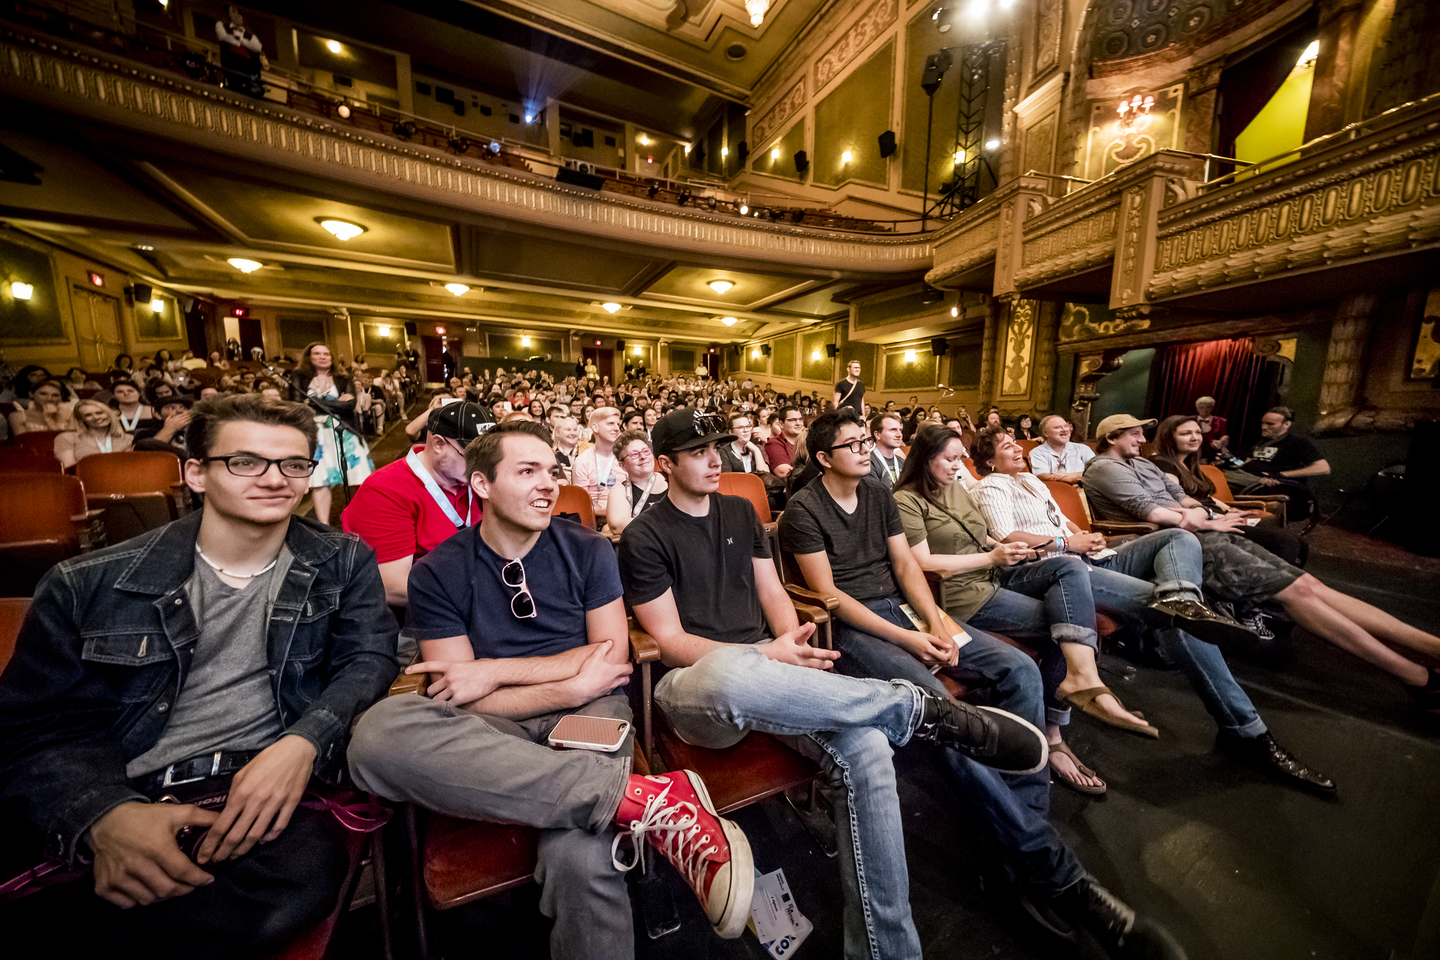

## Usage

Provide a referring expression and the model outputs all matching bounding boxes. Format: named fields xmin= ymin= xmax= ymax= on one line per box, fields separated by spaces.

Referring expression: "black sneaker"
xmin=913 ymin=688 xmax=1048 ymax=774
xmin=1051 ymin=877 xmax=1188 ymax=959
xmin=1216 ymin=732 xmax=1336 ymax=794
xmin=1149 ymin=596 xmax=1259 ymax=651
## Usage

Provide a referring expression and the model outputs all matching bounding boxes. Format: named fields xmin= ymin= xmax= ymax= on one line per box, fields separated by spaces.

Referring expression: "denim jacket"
xmin=0 ymin=511 xmax=398 ymax=862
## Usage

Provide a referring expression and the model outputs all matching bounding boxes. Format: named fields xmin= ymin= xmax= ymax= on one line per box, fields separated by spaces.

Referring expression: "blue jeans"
xmin=967 ymin=555 xmax=1099 ymax=726
xmin=656 ymin=644 xmax=924 ymax=960
xmin=1088 ymin=530 xmax=1267 ymax=738
xmin=832 ymin=597 xmax=1086 ymax=897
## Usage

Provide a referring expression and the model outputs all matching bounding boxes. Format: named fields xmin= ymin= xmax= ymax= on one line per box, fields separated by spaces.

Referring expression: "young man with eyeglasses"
xmin=0 ymin=394 xmax=397 ymax=957
xmin=346 ymin=420 xmax=756 ymax=955
xmin=342 ymin=401 xmax=491 ymax=612
xmin=762 ymin=405 xmax=805 ymax=479
xmin=619 ymin=408 xmax=1046 ymax=960
xmin=778 ymin=408 xmax=1186 ymax=959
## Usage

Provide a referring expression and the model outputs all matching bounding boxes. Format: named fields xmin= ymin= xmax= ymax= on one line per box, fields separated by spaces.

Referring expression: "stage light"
xmin=11 ymin=281 xmax=33 ymax=300
xmin=602 ymin=302 xmax=622 ymax=313
xmin=336 ymin=104 xmax=351 ymax=119
xmin=228 ymin=258 xmax=262 ymax=273
xmin=708 ymin=280 xmax=734 ymax=295
xmin=318 ymin=218 xmax=366 ymax=241
xmin=444 ymin=283 xmax=470 ymax=296
xmin=739 ymin=201 xmax=749 ymax=214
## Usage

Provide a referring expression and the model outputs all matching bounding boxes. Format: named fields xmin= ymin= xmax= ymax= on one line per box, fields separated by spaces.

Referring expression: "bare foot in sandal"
xmin=1047 ymin=726 xmax=1105 ymax=794
xmin=1056 ymin=649 xmax=1148 ymax=727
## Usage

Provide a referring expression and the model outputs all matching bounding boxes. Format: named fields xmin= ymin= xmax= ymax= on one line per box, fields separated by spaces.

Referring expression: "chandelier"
xmin=745 ymin=0 xmax=770 ymax=27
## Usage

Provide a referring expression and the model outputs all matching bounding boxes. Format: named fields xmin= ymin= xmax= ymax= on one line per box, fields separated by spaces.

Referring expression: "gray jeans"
xmin=348 ymin=693 xmax=634 ymax=960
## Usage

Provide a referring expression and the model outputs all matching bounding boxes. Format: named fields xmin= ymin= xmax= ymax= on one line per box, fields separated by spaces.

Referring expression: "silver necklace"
xmin=195 ymin=543 xmax=279 ymax=579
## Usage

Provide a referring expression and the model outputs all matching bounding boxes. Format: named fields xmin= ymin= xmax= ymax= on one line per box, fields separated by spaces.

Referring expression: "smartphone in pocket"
xmin=548 ymin=714 xmax=630 ymax=752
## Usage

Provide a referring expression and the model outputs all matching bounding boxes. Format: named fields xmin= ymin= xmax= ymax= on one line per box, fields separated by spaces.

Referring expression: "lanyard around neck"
xmin=406 ymin=448 xmax=473 ymax=529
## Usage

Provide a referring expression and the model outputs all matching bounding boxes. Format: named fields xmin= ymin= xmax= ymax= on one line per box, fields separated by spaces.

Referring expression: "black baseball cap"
xmin=652 ymin=406 xmax=735 ymax=457
xmin=428 ymin=401 xmax=493 ymax=443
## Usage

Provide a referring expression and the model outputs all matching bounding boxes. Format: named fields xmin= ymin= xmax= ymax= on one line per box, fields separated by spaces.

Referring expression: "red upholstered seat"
xmin=422 ymin=817 xmax=540 ymax=909
xmin=653 ymin=723 xmax=819 ymax=816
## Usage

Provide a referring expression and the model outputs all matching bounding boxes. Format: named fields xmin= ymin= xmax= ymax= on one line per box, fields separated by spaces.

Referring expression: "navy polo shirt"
xmin=405 ymin=518 xmax=623 ymax=660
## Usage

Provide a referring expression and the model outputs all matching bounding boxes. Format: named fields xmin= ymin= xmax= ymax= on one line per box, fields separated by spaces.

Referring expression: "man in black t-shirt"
xmin=779 ymin=408 xmax=1185 ymax=960
xmin=833 ymin=359 xmax=865 ymax=415
xmin=618 ymin=408 xmax=1046 ymax=960
xmin=1234 ymin=406 xmax=1329 ymax=521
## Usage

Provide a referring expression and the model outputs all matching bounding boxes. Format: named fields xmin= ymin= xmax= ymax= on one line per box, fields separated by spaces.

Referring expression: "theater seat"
xmin=1200 ymin=464 xmax=1288 ymax=526
xmin=76 ymin=451 xmax=188 ymax=542
xmin=551 ymin=483 xmax=596 ymax=529
xmin=1044 ymin=478 xmax=1157 ymax=538
xmin=717 ymin=472 xmax=780 ymax=573
xmin=13 ymin=430 xmax=65 ymax=457
xmin=0 ymin=473 xmax=105 ymax=597
xmin=0 ymin=450 xmax=63 ymax=474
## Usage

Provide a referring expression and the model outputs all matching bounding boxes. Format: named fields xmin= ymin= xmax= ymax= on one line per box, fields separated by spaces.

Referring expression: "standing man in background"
xmin=834 ymin=359 xmax=866 ymax=416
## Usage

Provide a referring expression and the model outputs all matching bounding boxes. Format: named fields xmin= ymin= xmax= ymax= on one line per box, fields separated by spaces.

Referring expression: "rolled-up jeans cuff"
xmin=1224 ymin=717 xmax=1268 ymax=739
xmin=1154 ymin=579 xmax=1202 ymax=601
xmin=1050 ymin=624 xmax=1097 ymax=648
xmin=1047 ymin=705 xmax=1072 ymax=726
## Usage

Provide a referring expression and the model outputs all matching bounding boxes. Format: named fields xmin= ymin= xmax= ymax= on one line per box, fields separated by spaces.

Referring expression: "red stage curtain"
xmin=1152 ymin=337 xmax=1279 ymax=452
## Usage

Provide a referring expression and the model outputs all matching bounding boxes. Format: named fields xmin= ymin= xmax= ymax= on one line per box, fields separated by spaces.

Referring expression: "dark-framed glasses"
xmin=827 ymin=436 xmax=876 ymax=456
xmin=202 ymin=454 xmax=318 ymax=478
xmin=501 ymin=558 xmax=538 ymax=620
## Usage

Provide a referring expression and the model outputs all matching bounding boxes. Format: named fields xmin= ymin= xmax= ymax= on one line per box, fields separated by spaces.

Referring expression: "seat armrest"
xmin=1092 ymin=520 xmax=1159 ymax=535
xmin=388 ymin=671 xmax=428 ymax=697
xmin=784 ymin=583 xmax=839 ymax=613
xmin=792 ymin=601 xmax=829 ymax=626
xmin=793 ymin=600 xmax=832 ymax=651
xmin=1102 ymin=534 xmax=1139 ymax=547
xmin=628 ymin=628 xmax=662 ymax=664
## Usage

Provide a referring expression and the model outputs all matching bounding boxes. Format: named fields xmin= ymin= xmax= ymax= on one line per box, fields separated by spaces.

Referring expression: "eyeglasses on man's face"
xmin=202 ymin=454 xmax=318 ymax=478
xmin=827 ymin=435 xmax=876 ymax=456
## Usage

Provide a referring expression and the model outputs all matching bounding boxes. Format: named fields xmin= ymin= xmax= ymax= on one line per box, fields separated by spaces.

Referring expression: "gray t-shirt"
xmin=127 ymin=557 xmax=286 ymax=778
xmin=1081 ymin=454 xmax=1187 ymax=524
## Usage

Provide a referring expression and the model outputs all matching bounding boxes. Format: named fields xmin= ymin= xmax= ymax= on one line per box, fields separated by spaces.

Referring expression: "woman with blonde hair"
xmin=54 ymin=399 xmax=133 ymax=468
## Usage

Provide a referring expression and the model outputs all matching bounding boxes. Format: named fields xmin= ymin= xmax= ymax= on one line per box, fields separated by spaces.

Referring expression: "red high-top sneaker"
xmin=612 ymin=770 xmax=753 ymax=939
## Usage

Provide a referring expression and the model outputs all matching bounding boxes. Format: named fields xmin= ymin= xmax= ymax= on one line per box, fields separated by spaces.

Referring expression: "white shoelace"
xmin=610 ymin=778 xmax=718 ymax=888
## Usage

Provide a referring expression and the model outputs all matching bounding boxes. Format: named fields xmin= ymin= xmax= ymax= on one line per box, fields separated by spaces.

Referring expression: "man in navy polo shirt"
xmin=346 ymin=421 xmax=755 ymax=956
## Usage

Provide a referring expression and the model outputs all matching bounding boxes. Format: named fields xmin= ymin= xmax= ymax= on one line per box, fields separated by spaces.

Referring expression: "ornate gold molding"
xmin=814 ymin=0 xmax=897 ymax=92
xmin=0 ymin=32 xmax=933 ymax=274
xmin=752 ymin=76 xmax=807 ymax=147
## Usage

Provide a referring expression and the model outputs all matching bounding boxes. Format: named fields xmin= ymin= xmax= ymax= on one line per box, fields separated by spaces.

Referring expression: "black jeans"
xmin=1 ymin=804 xmax=349 ymax=960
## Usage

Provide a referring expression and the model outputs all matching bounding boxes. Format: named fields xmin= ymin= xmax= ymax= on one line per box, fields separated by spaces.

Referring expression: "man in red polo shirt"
xmin=342 ymin=402 xmax=491 ymax=614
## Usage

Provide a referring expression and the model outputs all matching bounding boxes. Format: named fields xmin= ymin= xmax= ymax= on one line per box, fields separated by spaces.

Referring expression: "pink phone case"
xmin=548 ymin=715 xmax=630 ymax=752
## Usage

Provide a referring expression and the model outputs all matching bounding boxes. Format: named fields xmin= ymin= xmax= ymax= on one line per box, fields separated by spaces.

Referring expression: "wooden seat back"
xmin=551 ymin=483 xmax=596 ymax=529
xmin=76 ymin=450 xmax=183 ymax=497
xmin=0 ymin=473 xmax=90 ymax=549
xmin=0 ymin=451 xmax=63 ymax=474
xmin=717 ymin=471 xmax=771 ymax=522
xmin=1043 ymin=478 xmax=1093 ymax=532
xmin=13 ymin=431 xmax=64 ymax=457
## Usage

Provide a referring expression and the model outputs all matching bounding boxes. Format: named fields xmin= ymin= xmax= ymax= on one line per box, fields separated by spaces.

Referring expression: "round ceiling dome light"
xmin=228 ymin=258 xmax=263 ymax=273
xmin=708 ymin=279 xmax=735 ymax=295
xmin=725 ymin=43 xmax=748 ymax=61
xmin=317 ymin=218 xmax=367 ymax=241
xmin=444 ymin=283 xmax=471 ymax=296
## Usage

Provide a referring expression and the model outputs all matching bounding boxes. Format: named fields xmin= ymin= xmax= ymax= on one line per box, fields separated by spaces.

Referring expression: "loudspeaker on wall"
xmin=931 ymin=338 xmax=949 ymax=357
xmin=878 ymin=131 xmax=896 ymax=158
xmin=404 ymin=321 xmax=418 ymax=335
xmin=825 ymin=344 xmax=839 ymax=358
xmin=794 ymin=150 xmax=809 ymax=174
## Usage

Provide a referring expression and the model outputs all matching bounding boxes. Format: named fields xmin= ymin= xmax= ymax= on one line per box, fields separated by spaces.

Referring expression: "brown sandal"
xmin=1063 ymin=685 xmax=1159 ymax=739
xmin=1049 ymin=739 xmax=1106 ymax=795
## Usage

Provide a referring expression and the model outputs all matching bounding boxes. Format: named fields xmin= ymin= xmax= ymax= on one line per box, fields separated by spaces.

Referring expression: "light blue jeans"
xmin=1088 ymin=529 xmax=1267 ymax=738
xmin=656 ymin=644 xmax=926 ymax=960
xmin=833 ymin=598 xmax=1086 ymax=898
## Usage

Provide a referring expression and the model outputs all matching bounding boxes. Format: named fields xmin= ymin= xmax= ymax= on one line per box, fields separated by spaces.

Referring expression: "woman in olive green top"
xmin=893 ymin=425 xmax=1154 ymax=795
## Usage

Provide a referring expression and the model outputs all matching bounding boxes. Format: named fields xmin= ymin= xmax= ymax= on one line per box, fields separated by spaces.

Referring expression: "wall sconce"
xmin=521 ymin=336 xmax=531 ymax=347
xmin=10 ymin=281 xmax=33 ymax=300
xmin=377 ymin=325 xmax=391 ymax=337
xmin=633 ymin=345 xmax=642 ymax=355
xmin=811 ymin=348 xmax=822 ymax=361
xmin=150 ymin=298 xmax=165 ymax=313
xmin=841 ymin=150 xmax=853 ymax=164
xmin=1117 ymin=94 xmax=1154 ymax=130
xmin=752 ymin=348 xmax=760 ymax=358
xmin=904 ymin=349 xmax=917 ymax=363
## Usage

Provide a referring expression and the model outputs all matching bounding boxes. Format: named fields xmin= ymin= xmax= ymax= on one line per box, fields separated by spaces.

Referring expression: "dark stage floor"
xmin=333 ymin=422 xmax=1440 ymax=960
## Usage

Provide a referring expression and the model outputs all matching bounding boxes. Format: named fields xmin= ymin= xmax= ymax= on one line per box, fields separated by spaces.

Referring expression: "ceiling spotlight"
xmin=720 ymin=316 xmax=738 ymax=326
xmin=228 ymin=258 xmax=263 ymax=273
xmin=708 ymin=279 xmax=735 ymax=295
xmin=985 ymin=139 xmax=1000 ymax=150
xmin=841 ymin=150 xmax=853 ymax=163
xmin=392 ymin=119 xmax=418 ymax=139
xmin=444 ymin=283 xmax=470 ymax=296
xmin=326 ymin=39 xmax=342 ymax=54
xmin=11 ymin=281 xmax=33 ymax=300
xmin=637 ymin=133 xmax=650 ymax=145
xmin=377 ymin=324 xmax=391 ymax=336
xmin=318 ymin=218 xmax=367 ymax=240
xmin=336 ymin=103 xmax=351 ymax=119
xmin=150 ymin=298 xmax=164 ymax=313
xmin=602 ymin=302 xmax=622 ymax=313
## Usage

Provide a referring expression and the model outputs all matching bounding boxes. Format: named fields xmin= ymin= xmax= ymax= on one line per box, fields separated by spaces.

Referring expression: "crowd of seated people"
xmin=8 ymin=356 xmax=1440 ymax=960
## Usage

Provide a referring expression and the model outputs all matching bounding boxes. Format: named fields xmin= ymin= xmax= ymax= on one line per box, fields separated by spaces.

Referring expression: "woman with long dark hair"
xmin=292 ymin=342 xmax=374 ymax=524
xmin=1150 ymin=415 xmax=1303 ymax=565
xmin=894 ymin=424 xmax=1156 ymax=794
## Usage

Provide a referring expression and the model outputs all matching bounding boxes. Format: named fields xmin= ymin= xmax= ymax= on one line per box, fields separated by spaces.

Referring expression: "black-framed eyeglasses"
xmin=201 ymin=454 xmax=318 ymax=478
xmin=501 ymin=558 xmax=537 ymax=620
xmin=827 ymin=436 xmax=876 ymax=456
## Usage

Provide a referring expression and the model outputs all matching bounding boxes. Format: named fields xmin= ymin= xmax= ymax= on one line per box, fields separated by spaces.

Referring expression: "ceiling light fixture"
xmin=602 ymin=302 xmax=622 ymax=313
xmin=637 ymin=133 xmax=650 ymax=145
xmin=228 ymin=257 xmax=263 ymax=273
xmin=150 ymin=298 xmax=165 ymax=313
xmin=318 ymin=218 xmax=366 ymax=241
xmin=11 ymin=281 xmax=33 ymax=300
xmin=745 ymin=0 xmax=770 ymax=27
xmin=633 ymin=345 xmax=642 ymax=355
xmin=708 ymin=279 xmax=735 ymax=295
xmin=904 ymin=349 xmax=917 ymax=363
xmin=444 ymin=283 xmax=470 ymax=296
xmin=377 ymin=324 xmax=391 ymax=337
xmin=720 ymin=316 xmax=738 ymax=326
xmin=326 ymin=39 xmax=343 ymax=54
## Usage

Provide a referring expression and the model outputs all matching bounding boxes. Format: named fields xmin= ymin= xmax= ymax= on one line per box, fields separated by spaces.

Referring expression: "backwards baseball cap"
xmin=652 ymin=406 xmax=735 ymax=457
xmin=428 ymin=401 xmax=494 ymax=443
xmin=1094 ymin=414 xmax=1157 ymax=438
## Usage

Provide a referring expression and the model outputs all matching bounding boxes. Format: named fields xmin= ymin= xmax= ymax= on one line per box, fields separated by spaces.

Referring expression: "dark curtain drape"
xmin=1152 ymin=337 xmax=1280 ymax=453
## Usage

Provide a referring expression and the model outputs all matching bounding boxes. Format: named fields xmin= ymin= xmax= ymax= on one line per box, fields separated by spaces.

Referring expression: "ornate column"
xmin=978 ymin=298 xmax=1003 ymax=406
xmin=1070 ymin=350 xmax=1126 ymax=439
xmin=1031 ymin=301 xmax=1061 ymax=413
xmin=1314 ymin=293 xmax=1376 ymax=431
